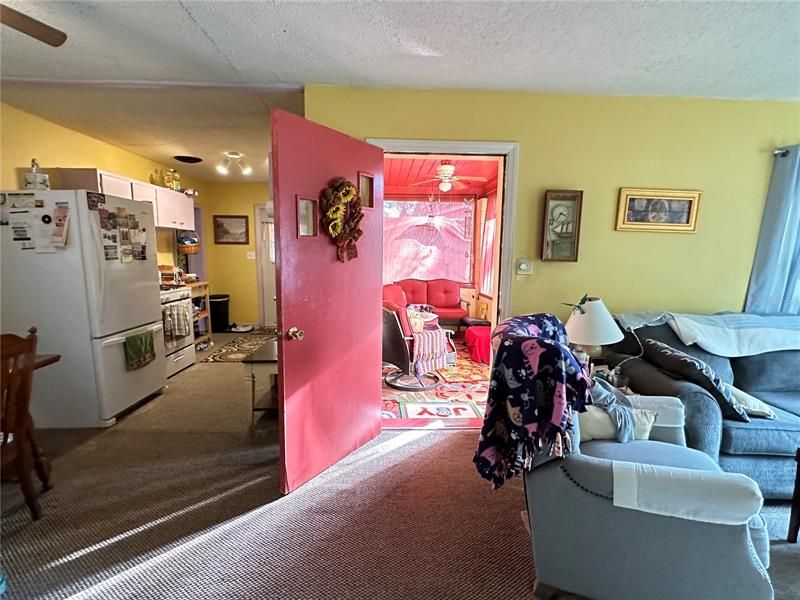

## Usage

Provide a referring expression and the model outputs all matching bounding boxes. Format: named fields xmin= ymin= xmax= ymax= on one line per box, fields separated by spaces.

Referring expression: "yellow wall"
xmin=305 ymin=87 xmax=800 ymax=319
xmin=196 ymin=181 xmax=269 ymax=325
xmin=0 ymin=103 xmax=207 ymax=264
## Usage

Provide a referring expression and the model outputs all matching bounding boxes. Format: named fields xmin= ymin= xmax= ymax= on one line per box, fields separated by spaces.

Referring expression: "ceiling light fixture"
xmin=438 ymin=180 xmax=453 ymax=193
xmin=217 ymin=151 xmax=252 ymax=176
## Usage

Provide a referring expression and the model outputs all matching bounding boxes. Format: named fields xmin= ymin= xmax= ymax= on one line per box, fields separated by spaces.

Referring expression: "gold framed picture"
xmin=616 ymin=188 xmax=701 ymax=233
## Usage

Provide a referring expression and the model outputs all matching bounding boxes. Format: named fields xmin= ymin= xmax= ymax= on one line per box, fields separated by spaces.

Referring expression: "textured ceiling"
xmin=0 ymin=1 xmax=797 ymax=182
xmin=385 ymin=155 xmax=500 ymax=197
xmin=2 ymin=1 xmax=797 ymax=99
xmin=0 ymin=81 xmax=303 ymax=181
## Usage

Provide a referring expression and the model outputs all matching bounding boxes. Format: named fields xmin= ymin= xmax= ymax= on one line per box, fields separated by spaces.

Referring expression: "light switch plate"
xmin=516 ymin=257 xmax=533 ymax=276
xmin=247 ymin=251 xmax=256 ymax=260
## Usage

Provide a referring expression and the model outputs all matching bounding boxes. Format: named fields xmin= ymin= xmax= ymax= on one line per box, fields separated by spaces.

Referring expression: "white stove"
xmin=160 ymin=286 xmax=196 ymax=377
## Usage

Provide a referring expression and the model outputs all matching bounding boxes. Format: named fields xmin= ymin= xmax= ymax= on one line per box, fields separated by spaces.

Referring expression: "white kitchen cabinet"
xmin=98 ymin=173 xmax=134 ymax=199
xmin=156 ymin=188 xmax=194 ymax=230
xmin=50 ymin=168 xmax=194 ymax=230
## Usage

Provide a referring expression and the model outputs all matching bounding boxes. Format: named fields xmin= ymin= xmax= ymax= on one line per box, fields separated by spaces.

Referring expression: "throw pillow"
xmin=578 ymin=406 xmax=617 ymax=442
xmin=723 ymin=384 xmax=777 ymax=419
xmin=579 ymin=406 xmax=658 ymax=442
xmin=633 ymin=409 xmax=658 ymax=440
xmin=643 ymin=339 xmax=750 ymax=423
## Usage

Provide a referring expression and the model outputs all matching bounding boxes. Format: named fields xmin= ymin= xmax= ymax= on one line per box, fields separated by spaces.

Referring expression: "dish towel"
xmin=173 ymin=302 xmax=192 ymax=337
xmin=124 ymin=331 xmax=156 ymax=371
xmin=412 ymin=329 xmax=449 ymax=378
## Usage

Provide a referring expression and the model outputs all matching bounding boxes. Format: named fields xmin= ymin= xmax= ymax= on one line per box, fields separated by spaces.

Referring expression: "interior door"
xmin=271 ymin=109 xmax=384 ymax=493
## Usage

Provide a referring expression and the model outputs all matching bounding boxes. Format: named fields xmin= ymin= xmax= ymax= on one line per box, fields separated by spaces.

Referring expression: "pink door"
xmin=271 ymin=110 xmax=384 ymax=493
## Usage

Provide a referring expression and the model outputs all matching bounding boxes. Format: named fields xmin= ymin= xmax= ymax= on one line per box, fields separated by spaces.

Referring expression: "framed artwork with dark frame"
xmin=213 ymin=215 xmax=249 ymax=244
xmin=542 ymin=189 xmax=583 ymax=262
xmin=358 ymin=172 xmax=375 ymax=209
xmin=616 ymin=188 xmax=701 ymax=233
xmin=296 ymin=196 xmax=319 ymax=237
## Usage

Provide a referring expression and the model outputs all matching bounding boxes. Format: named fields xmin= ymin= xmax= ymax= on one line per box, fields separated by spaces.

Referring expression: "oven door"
xmin=163 ymin=298 xmax=195 ymax=353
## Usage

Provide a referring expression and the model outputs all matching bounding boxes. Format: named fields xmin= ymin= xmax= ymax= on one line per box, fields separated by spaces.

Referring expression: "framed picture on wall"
xmin=616 ymin=188 xmax=701 ymax=232
xmin=542 ymin=189 xmax=583 ymax=262
xmin=213 ymin=215 xmax=249 ymax=244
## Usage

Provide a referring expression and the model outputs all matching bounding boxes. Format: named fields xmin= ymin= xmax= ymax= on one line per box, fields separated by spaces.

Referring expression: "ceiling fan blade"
xmin=452 ymin=180 xmax=469 ymax=191
xmin=0 ymin=4 xmax=67 ymax=47
xmin=410 ymin=179 xmax=440 ymax=186
xmin=453 ymin=176 xmax=488 ymax=182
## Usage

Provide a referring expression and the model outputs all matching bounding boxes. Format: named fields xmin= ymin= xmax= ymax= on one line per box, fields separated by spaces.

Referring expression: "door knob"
xmin=287 ymin=327 xmax=305 ymax=341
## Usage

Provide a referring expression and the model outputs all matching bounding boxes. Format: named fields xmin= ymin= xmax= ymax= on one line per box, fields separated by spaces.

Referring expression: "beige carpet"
xmin=1 ymin=361 xmax=532 ymax=599
xmin=2 ymin=358 xmax=797 ymax=599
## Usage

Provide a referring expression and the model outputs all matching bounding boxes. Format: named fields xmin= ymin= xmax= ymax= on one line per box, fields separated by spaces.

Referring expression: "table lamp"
xmin=564 ymin=296 xmax=623 ymax=358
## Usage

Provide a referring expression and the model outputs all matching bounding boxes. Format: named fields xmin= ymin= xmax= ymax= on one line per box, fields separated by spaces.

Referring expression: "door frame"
xmin=255 ymin=203 xmax=274 ymax=327
xmin=367 ymin=139 xmax=519 ymax=320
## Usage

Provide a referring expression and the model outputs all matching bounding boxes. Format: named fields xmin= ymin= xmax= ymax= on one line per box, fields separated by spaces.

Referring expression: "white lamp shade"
xmin=565 ymin=297 xmax=623 ymax=346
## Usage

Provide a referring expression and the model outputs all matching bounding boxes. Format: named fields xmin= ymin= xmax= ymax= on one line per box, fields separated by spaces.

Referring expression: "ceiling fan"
xmin=410 ymin=160 xmax=487 ymax=192
xmin=0 ymin=3 xmax=67 ymax=47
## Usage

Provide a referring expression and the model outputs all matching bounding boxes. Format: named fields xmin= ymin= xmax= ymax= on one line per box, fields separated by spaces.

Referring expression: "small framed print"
xmin=542 ymin=190 xmax=583 ymax=262
xmin=296 ymin=197 xmax=318 ymax=237
xmin=616 ymin=188 xmax=701 ymax=233
xmin=213 ymin=215 xmax=249 ymax=244
xmin=358 ymin=172 xmax=375 ymax=208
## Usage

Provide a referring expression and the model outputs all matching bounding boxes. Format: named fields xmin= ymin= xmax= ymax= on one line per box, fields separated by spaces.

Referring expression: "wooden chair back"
xmin=1 ymin=327 xmax=38 ymax=460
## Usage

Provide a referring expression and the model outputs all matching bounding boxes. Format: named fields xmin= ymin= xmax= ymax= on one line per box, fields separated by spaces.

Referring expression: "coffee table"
xmin=242 ymin=340 xmax=278 ymax=424
xmin=790 ymin=448 xmax=799 ymax=543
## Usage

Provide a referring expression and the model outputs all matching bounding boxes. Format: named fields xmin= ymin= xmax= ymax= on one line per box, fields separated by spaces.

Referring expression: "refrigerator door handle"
xmin=101 ymin=323 xmax=164 ymax=347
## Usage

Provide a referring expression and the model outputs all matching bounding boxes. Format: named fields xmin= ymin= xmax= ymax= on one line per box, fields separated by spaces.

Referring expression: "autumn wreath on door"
xmin=320 ymin=176 xmax=364 ymax=262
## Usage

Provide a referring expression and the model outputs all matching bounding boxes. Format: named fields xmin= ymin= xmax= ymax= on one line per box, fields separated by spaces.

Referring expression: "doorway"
xmin=255 ymin=204 xmax=277 ymax=327
xmin=373 ymin=141 xmax=519 ymax=430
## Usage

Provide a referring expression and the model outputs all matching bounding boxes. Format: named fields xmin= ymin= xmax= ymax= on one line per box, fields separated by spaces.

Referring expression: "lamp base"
xmin=574 ymin=344 xmax=603 ymax=359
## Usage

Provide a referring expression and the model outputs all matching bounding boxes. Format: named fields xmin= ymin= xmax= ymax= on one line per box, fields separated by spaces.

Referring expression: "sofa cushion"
xmin=611 ymin=323 xmax=734 ymax=384
xmin=732 ymin=350 xmax=800 ymax=392
xmin=427 ymin=279 xmax=462 ymax=308
xmin=751 ymin=391 xmax=800 ymax=418
xmin=720 ymin=405 xmax=800 ymax=456
xmin=582 ymin=439 xmax=721 ymax=472
xmin=396 ymin=279 xmax=428 ymax=305
xmin=432 ymin=307 xmax=468 ymax=320
xmin=382 ymin=284 xmax=408 ymax=308
xmin=643 ymin=339 xmax=749 ymax=422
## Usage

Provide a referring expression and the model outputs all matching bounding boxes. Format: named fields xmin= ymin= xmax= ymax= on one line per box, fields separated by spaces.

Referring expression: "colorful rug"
xmin=203 ymin=332 xmax=277 ymax=363
xmin=381 ymin=380 xmax=488 ymax=430
xmin=436 ymin=342 xmax=490 ymax=383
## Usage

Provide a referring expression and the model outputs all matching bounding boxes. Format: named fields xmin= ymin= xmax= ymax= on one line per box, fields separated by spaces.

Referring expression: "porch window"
xmin=383 ymin=199 xmax=474 ymax=284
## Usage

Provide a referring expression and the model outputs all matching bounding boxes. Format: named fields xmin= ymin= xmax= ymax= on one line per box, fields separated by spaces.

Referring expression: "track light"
xmin=439 ymin=180 xmax=453 ymax=193
xmin=216 ymin=151 xmax=252 ymax=176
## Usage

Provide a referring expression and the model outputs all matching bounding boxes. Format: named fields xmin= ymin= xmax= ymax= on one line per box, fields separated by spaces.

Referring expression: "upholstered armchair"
xmin=525 ymin=395 xmax=773 ymax=600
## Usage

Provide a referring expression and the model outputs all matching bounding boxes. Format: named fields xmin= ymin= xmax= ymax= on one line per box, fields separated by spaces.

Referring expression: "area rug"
xmin=203 ymin=332 xmax=276 ymax=363
xmin=437 ymin=342 xmax=490 ymax=383
xmin=381 ymin=381 xmax=487 ymax=430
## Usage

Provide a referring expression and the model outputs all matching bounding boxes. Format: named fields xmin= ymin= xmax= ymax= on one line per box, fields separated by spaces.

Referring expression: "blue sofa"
xmin=610 ymin=323 xmax=800 ymax=499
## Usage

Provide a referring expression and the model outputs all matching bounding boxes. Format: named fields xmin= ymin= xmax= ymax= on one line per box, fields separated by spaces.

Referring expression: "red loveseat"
xmin=394 ymin=279 xmax=470 ymax=327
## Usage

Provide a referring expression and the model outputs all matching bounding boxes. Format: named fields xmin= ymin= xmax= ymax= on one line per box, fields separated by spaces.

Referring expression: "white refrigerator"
xmin=1 ymin=189 xmax=167 ymax=428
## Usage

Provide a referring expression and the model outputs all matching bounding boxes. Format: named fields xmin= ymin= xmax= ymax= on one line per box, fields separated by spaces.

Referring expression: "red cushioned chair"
xmin=382 ymin=285 xmax=456 ymax=391
xmin=395 ymin=279 xmax=470 ymax=331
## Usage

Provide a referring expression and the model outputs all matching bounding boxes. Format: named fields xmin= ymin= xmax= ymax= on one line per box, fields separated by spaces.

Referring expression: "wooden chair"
xmin=1 ymin=327 xmax=50 ymax=520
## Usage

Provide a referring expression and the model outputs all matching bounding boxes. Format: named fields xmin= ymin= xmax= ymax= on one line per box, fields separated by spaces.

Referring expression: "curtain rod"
xmin=774 ymin=148 xmax=790 ymax=156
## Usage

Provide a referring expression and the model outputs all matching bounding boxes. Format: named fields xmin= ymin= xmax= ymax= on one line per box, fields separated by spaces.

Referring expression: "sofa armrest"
xmin=526 ymin=456 xmax=773 ymax=600
xmin=613 ymin=460 xmax=763 ymax=525
xmin=615 ymin=357 xmax=723 ymax=460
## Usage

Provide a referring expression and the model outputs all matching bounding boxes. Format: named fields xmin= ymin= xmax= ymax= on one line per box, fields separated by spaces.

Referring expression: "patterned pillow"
xmin=643 ymin=339 xmax=750 ymax=423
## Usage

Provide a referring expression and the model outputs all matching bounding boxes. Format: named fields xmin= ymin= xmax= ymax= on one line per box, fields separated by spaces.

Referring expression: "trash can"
xmin=209 ymin=294 xmax=231 ymax=333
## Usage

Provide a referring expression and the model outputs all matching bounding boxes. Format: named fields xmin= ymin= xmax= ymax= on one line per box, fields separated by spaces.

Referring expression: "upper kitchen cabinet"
xmin=155 ymin=188 xmax=194 ymax=230
xmin=50 ymin=168 xmax=194 ymax=230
